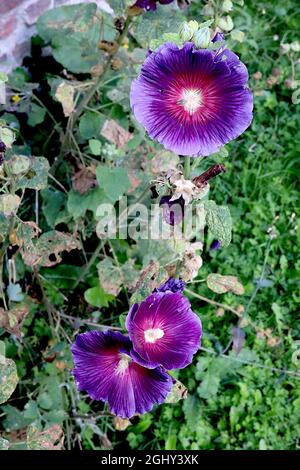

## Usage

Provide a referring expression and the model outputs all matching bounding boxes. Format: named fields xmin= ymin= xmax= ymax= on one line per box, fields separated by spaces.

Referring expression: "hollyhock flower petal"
xmin=126 ymin=291 xmax=202 ymax=369
xmin=134 ymin=0 xmax=173 ymax=11
xmin=160 ymin=195 xmax=185 ymax=225
xmin=71 ymin=330 xmax=172 ymax=418
xmin=130 ymin=42 xmax=253 ymax=157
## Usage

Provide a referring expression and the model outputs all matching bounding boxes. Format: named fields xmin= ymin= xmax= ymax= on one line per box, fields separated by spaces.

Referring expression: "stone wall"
xmin=0 ymin=0 xmax=112 ymax=73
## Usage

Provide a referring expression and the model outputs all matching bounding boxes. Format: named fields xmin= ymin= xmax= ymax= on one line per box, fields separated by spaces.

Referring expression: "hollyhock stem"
xmin=184 ymin=157 xmax=191 ymax=180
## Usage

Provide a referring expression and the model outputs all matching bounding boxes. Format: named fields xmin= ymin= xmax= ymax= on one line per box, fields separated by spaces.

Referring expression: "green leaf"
xmin=119 ymin=314 xmax=127 ymax=330
xmin=79 ymin=111 xmax=105 ymax=140
xmin=96 ymin=166 xmax=131 ymax=203
xmin=133 ymin=4 xmax=184 ymax=49
xmin=89 ymin=139 xmax=102 ymax=156
xmin=16 ymin=157 xmax=50 ymax=191
xmin=84 ymin=285 xmax=114 ymax=308
xmin=204 ymin=200 xmax=232 ymax=247
xmin=197 ymin=372 xmax=220 ymax=399
xmin=67 ymin=188 xmax=107 ymax=219
xmin=0 ymin=355 xmax=19 ymax=405
xmin=37 ymin=4 xmax=109 ymax=73
xmin=109 ymin=0 xmax=133 ymax=16
xmin=207 ymin=273 xmax=245 ymax=295
xmin=183 ymin=395 xmax=201 ymax=432
xmin=0 ymin=72 xmax=8 ymax=86
xmin=27 ymin=103 xmax=46 ymax=127
xmin=41 ymin=188 xmax=67 ymax=228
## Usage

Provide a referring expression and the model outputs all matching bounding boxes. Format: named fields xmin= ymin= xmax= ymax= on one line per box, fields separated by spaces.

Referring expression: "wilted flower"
xmin=71 ymin=330 xmax=172 ymax=418
xmin=160 ymin=195 xmax=185 ymax=225
xmin=126 ymin=291 xmax=202 ymax=370
xmin=130 ymin=41 xmax=253 ymax=156
xmin=134 ymin=0 xmax=173 ymax=11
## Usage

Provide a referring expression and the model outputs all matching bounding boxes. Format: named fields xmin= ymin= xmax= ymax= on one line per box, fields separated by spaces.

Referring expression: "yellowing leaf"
xmin=55 ymin=82 xmax=75 ymax=117
xmin=0 ymin=355 xmax=19 ymax=404
xmin=207 ymin=273 xmax=245 ymax=295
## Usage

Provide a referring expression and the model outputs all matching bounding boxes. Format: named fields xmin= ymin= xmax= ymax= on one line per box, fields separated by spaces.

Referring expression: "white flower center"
xmin=144 ymin=328 xmax=164 ymax=344
xmin=115 ymin=353 xmax=131 ymax=375
xmin=179 ymin=88 xmax=202 ymax=115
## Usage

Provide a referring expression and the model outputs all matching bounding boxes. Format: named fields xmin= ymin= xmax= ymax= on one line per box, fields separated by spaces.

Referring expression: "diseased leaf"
xmin=165 ymin=379 xmax=188 ymax=404
xmin=204 ymin=200 xmax=232 ymax=247
xmin=0 ymin=304 xmax=29 ymax=338
xmin=16 ymin=157 xmax=50 ymax=191
xmin=21 ymin=231 xmax=80 ymax=267
xmin=9 ymin=154 xmax=31 ymax=175
xmin=0 ymin=195 xmax=21 ymax=216
xmin=101 ymin=119 xmax=132 ymax=149
xmin=207 ymin=273 xmax=245 ymax=295
xmin=55 ymin=82 xmax=75 ymax=117
xmin=0 ymin=126 xmax=15 ymax=148
xmin=130 ymin=260 xmax=168 ymax=305
xmin=0 ymin=437 xmax=10 ymax=450
xmin=0 ymin=355 xmax=19 ymax=405
xmin=27 ymin=424 xmax=64 ymax=450
xmin=98 ymin=258 xmax=123 ymax=296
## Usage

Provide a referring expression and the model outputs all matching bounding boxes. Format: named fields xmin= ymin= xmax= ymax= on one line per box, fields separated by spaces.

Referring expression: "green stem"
xmin=184 ymin=157 xmax=191 ymax=180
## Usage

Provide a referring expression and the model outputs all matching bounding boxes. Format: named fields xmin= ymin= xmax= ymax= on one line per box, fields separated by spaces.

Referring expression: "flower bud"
xmin=193 ymin=27 xmax=211 ymax=49
xmin=179 ymin=22 xmax=194 ymax=42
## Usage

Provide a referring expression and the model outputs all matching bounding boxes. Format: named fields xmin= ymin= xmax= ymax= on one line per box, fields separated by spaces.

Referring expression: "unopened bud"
xmin=193 ymin=27 xmax=211 ymax=49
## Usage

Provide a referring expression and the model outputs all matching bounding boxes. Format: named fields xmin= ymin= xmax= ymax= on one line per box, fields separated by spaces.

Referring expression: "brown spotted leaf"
xmin=21 ymin=230 xmax=80 ymax=267
xmin=207 ymin=273 xmax=245 ymax=295
xmin=97 ymin=258 xmax=123 ymax=297
xmin=0 ymin=304 xmax=29 ymax=338
xmin=165 ymin=379 xmax=188 ymax=404
xmin=27 ymin=424 xmax=64 ymax=450
xmin=72 ymin=165 xmax=96 ymax=195
xmin=101 ymin=119 xmax=132 ymax=149
xmin=0 ymin=355 xmax=19 ymax=405
xmin=0 ymin=195 xmax=21 ymax=216
xmin=130 ymin=260 xmax=168 ymax=305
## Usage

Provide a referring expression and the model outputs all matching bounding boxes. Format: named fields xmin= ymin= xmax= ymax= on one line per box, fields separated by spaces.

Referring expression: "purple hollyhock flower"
xmin=154 ymin=277 xmax=186 ymax=293
xmin=160 ymin=195 xmax=185 ymax=226
xmin=126 ymin=291 xmax=202 ymax=370
xmin=130 ymin=42 xmax=253 ymax=157
xmin=134 ymin=0 xmax=173 ymax=11
xmin=71 ymin=330 xmax=172 ymax=418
